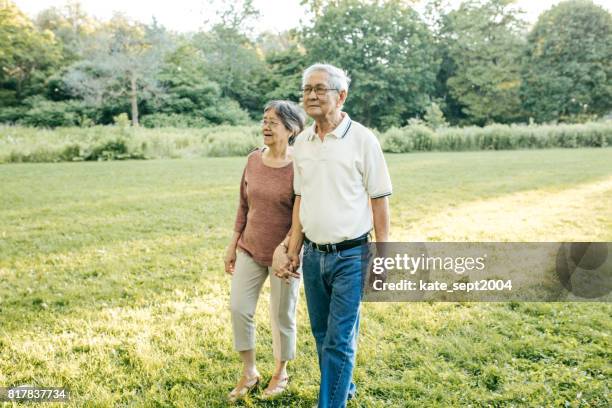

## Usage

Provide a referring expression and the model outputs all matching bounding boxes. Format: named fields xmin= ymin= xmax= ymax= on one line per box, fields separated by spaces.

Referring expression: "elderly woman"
xmin=224 ymin=100 xmax=305 ymax=402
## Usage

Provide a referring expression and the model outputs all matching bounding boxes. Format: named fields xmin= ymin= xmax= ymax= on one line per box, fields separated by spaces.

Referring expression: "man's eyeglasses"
xmin=302 ymin=86 xmax=339 ymax=96
xmin=260 ymin=120 xmax=282 ymax=127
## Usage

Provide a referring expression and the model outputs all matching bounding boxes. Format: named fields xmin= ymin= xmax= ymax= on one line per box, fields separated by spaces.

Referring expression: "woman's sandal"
xmin=261 ymin=375 xmax=290 ymax=399
xmin=227 ymin=374 xmax=260 ymax=403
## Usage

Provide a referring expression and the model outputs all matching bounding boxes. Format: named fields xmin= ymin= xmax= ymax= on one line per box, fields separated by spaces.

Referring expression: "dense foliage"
xmin=0 ymin=0 xmax=611 ymax=129
xmin=520 ymin=0 xmax=612 ymax=123
xmin=303 ymin=0 xmax=438 ymax=129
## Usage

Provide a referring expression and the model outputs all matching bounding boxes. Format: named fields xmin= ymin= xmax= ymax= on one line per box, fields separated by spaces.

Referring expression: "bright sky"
xmin=13 ymin=0 xmax=612 ymax=34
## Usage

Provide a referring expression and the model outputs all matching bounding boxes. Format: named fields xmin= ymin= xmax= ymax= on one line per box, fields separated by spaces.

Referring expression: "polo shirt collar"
xmin=308 ymin=112 xmax=352 ymax=141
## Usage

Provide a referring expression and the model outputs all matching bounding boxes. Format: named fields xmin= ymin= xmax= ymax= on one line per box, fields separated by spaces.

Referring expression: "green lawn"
xmin=0 ymin=149 xmax=611 ymax=407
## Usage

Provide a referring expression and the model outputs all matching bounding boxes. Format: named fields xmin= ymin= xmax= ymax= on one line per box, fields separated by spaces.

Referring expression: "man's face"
xmin=302 ymin=71 xmax=346 ymax=119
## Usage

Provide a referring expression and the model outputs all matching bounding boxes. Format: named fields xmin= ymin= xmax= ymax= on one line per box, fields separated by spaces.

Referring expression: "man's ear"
xmin=337 ymin=90 xmax=347 ymax=108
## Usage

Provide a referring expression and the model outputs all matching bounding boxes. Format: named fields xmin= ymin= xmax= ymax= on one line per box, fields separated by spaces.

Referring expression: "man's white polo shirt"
xmin=293 ymin=113 xmax=392 ymax=244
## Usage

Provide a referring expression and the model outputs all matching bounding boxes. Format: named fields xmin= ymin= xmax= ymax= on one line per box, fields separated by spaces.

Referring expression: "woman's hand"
xmin=272 ymin=244 xmax=290 ymax=279
xmin=224 ymin=244 xmax=237 ymax=275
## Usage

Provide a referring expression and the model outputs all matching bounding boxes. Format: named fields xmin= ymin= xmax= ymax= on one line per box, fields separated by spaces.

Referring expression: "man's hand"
xmin=224 ymin=244 xmax=237 ymax=275
xmin=277 ymin=195 xmax=304 ymax=284
xmin=369 ymin=242 xmax=388 ymax=286
xmin=276 ymin=251 xmax=301 ymax=284
xmin=288 ymin=251 xmax=300 ymax=270
xmin=285 ymin=251 xmax=301 ymax=281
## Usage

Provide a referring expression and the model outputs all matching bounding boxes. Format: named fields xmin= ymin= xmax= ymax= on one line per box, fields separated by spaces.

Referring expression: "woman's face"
xmin=262 ymin=109 xmax=292 ymax=148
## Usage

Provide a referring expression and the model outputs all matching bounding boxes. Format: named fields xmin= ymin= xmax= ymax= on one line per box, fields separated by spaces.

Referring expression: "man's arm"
xmin=286 ymin=196 xmax=304 ymax=274
xmin=371 ymin=196 xmax=390 ymax=242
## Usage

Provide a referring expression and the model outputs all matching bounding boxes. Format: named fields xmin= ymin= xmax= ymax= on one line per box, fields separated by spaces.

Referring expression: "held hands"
xmin=287 ymin=251 xmax=301 ymax=278
xmin=272 ymin=244 xmax=301 ymax=284
xmin=272 ymin=244 xmax=290 ymax=278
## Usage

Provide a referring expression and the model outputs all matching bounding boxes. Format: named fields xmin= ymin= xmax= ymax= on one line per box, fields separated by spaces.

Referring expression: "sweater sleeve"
xmin=233 ymin=165 xmax=248 ymax=233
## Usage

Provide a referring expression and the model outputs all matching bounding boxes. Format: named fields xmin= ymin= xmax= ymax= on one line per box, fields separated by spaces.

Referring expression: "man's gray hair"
xmin=302 ymin=63 xmax=351 ymax=92
xmin=264 ymin=100 xmax=306 ymax=145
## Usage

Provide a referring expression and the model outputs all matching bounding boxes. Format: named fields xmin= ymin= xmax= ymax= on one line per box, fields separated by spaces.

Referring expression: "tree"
xmin=437 ymin=0 xmax=526 ymax=125
xmin=35 ymin=0 xmax=98 ymax=63
xmin=255 ymin=30 xmax=308 ymax=103
xmin=63 ymin=15 xmax=173 ymax=125
xmin=191 ymin=0 xmax=267 ymax=117
xmin=148 ymin=41 xmax=250 ymax=125
xmin=0 ymin=1 xmax=62 ymax=106
xmin=424 ymin=102 xmax=448 ymax=129
xmin=424 ymin=0 xmax=467 ymax=124
xmin=302 ymin=0 xmax=438 ymax=129
xmin=193 ymin=25 xmax=266 ymax=117
xmin=520 ymin=0 xmax=612 ymax=123
xmin=258 ymin=46 xmax=307 ymax=103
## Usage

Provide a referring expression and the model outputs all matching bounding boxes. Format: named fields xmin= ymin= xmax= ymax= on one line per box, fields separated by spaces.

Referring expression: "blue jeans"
xmin=302 ymin=240 xmax=367 ymax=408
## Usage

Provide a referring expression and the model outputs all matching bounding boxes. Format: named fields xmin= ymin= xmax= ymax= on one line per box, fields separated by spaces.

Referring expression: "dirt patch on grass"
xmin=397 ymin=177 xmax=612 ymax=241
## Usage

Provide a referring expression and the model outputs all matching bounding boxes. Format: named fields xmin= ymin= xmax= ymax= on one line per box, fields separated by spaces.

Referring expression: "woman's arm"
xmin=233 ymin=166 xmax=249 ymax=233
xmin=286 ymin=196 xmax=304 ymax=274
xmin=224 ymin=231 xmax=241 ymax=275
xmin=225 ymin=167 xmax=248 ymax=275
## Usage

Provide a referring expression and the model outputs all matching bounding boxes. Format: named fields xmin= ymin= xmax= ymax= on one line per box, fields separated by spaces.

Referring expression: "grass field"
xmin=1 ymin=148 xmax=611 ymax=407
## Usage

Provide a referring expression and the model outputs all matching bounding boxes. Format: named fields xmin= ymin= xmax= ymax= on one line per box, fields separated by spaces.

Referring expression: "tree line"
xmin=0 ymin=0 xmax=610 ymax=130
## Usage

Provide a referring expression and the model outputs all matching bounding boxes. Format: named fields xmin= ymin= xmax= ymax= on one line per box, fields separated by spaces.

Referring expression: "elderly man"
xmin=277 ymin=63 xmax=392 ymax=407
